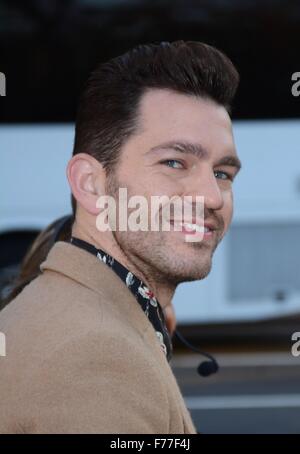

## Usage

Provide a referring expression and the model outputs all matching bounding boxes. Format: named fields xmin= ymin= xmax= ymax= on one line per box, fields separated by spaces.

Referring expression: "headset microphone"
xmin=174 ymin=329 xmax=219 ymax=377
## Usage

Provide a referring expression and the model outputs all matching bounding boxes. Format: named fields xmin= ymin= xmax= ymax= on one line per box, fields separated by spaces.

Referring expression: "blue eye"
xmin=161 ymin=159 xmax=184 ymax=169
xmin=214 ymin=170 xmax=232 ymax=181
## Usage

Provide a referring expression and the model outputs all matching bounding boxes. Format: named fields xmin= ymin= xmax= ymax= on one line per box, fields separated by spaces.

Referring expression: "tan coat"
xmin=0 ymin=241 xmax=197 ymax=434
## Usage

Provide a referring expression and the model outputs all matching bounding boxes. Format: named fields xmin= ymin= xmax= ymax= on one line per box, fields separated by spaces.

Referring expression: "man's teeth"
xmin=171 ymin=220 xmax=213 ymax=233
xmin=179 ymin=222 xmax=209 ymax=233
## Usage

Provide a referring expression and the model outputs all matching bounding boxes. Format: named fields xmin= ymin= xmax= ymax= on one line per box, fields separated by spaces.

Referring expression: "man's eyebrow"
xmin=215 ymin=155 xmax=242 ymax=172
xmin=148 ymin=140 xmax=208 ymax=159
xmin=148 ymin=140 xmax=242 ymax=171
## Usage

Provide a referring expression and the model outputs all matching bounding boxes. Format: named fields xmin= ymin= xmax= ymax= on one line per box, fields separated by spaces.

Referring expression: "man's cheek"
xmin=222 ymin=190 xmax=234 ymax=233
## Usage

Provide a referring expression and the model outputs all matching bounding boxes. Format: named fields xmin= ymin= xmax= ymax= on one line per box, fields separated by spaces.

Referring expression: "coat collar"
xmin=40 ymin=241 xmax=157 ymax=342
xmin=68 ymin=236 xmax=173 ymax=362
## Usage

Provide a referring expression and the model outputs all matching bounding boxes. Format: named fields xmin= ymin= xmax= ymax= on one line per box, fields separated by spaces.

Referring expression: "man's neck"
xmin=71 ymin=220 xmax=175 ymax=309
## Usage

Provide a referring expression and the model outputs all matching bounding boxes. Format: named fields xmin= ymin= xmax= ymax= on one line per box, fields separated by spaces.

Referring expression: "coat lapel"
xmin=40 ymin=241 xmax=197 ymax=434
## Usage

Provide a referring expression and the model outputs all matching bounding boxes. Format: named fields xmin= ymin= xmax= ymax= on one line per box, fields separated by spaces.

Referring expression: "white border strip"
xmin=185 ymin=394 xmax=300 ymax=410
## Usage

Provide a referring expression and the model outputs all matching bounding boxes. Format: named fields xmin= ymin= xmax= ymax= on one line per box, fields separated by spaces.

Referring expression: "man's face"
xmin=104 ymin=88 xmax=241 ymax=285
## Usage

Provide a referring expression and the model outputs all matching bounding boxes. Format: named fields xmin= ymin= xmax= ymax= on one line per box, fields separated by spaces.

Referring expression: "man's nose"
xmin=185 ymin=167 xmax=224 ymax=211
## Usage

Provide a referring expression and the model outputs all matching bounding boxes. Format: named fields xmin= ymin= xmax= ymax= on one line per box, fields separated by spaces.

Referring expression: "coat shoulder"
xmin=0 ymin=270 xmax=172 ymax=434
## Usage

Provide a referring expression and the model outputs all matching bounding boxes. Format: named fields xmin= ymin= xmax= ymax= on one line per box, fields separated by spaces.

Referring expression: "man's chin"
xmin=180 ymin=266 xmax=211 ymax=282
xmin=163 ymin=258 xmax=213 ymax=284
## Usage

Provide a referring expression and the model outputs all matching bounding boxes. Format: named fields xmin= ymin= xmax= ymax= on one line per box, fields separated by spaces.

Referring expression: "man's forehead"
xmin=135 ymin=88 xmax=237 ymax=159
xmin=137 ymin=88 xmax=233 ymax=134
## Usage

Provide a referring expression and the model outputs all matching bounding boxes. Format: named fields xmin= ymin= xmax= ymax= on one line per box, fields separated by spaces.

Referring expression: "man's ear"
xmin=67 ymin=153 xmax=105 ymax=215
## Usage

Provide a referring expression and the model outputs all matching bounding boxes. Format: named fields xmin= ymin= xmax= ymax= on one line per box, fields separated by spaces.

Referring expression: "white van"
xmin=1 ymin=120 xmax=300 ymax=323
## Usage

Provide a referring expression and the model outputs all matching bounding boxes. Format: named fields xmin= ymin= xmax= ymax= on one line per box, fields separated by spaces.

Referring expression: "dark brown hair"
xmin=71 ymin=40 xmax=239 ymax=216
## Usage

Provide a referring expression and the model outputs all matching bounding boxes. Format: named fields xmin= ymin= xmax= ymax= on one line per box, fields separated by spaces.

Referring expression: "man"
xmin=0 ymin=40 xmax=241 ymax=433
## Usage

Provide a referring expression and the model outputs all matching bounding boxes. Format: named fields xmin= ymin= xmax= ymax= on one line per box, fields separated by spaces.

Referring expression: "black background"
xmin=0 ymin=0 xmax=299 ymax=123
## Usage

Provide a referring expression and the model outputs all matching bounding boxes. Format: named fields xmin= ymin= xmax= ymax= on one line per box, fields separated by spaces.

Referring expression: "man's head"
xmin=67 ymin=40 xmax=241 ymax=286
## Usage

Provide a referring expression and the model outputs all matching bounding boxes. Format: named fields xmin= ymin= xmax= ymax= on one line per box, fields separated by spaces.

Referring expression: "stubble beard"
xmin=105 ymin=171 xmax=221 ymax=286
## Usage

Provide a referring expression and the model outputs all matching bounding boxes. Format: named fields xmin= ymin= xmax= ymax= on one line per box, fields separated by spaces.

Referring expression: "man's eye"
xmin=214 ymin=170 xmax=232 ymax=181
xmin=161 ymin=159 xmax=184 ymax=169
